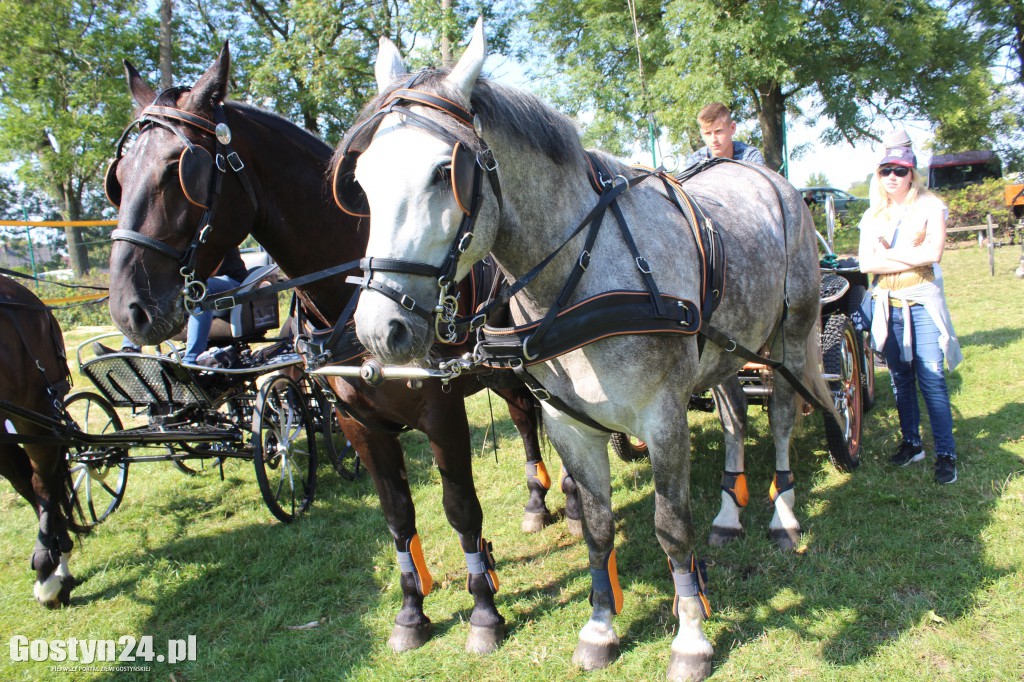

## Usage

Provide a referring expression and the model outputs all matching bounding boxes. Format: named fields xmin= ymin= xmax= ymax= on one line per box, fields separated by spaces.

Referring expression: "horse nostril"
xmin=387 ymin=319 xmax=410 ymax=352
xmin=128 ymin=302 xmax=151 ymax=331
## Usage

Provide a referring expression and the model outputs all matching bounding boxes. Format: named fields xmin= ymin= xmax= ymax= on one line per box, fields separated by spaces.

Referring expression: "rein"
xmin=108 ymin=94 xmax=259 ymax=311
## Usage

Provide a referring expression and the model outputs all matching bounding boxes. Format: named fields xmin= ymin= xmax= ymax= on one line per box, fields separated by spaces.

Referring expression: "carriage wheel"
xmin=610 ymin=432 xmax=649 ymax=462
xmin=318 ymin=396 xmax=362 ymax=481
xmin=64 ymin=392 xmax=128 ymax=530
xmin=846 ymin=283 xmax=876 ymax=412
xmin=252 ymin=375 xmax=317 ymax=522
xmin=821 ymin=314 xmax=863 ymax=472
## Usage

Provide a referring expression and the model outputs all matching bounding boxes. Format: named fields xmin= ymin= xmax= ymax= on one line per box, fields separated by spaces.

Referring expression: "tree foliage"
xmin=0 ymin=0 xmax=156 ymax=274
xmin=527 ymin=0 xmax=1005 ymax=174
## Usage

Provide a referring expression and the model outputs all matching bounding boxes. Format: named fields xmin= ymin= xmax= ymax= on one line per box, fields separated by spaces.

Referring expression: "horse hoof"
xmin=466 ymin=623 xmax=504 ymax=654
xmin=769 ymin=527 xmax=800 ymax=551
xmin=566 ymin=517 xmax=583 ymax=537
xmin=521 ymin=511 xmax=551 ymax=533
xmin=388 ymin=622 xmax=433 ymax=652
xmin=572 ymin=638 xmax=619 ymax=671
xmin=708 ymin=526 xmax=743 ymax=546
xmin=667 ymin=650 xmax=713 ymax=682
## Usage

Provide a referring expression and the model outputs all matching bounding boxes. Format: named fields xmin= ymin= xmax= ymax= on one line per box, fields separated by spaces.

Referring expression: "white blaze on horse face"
xmin=357 ymin=118 xmax=465 ymax=267
xmin=353 ymin=115 xmax=467 ymax=361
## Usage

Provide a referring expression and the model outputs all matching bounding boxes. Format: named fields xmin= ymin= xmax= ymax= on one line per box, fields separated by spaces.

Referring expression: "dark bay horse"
xmin=344 ymin=22 xmax=838 ymax=680
xmin=104 ymin=44 xmax=553 ymax=653
xmin=0 ymin=275 xmax=79 ymax=607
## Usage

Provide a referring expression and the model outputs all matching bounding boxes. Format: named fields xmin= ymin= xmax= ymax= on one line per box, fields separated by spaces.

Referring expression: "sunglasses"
xmin=879 ymin=166 xmax=910 ymax=178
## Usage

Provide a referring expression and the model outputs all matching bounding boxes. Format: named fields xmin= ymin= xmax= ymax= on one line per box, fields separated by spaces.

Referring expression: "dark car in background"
xmin=927 ymin=150 xmax=1002 ymax=190
xmin=798 ymin=187 xmax=866 ymax=215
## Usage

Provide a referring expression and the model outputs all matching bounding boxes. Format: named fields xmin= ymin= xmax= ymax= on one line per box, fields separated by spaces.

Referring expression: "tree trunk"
xmin=440 ymin=0 xmax=452 ymax=66
xmin=62 ymin=182 xmax=90 ymax=276
xmin=160 ymin=0 xmax=173 ymax=90
xmin=755 ymin=81 xmax=787 ymax=175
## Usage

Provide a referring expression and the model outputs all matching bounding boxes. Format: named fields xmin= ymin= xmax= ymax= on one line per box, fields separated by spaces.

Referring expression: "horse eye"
xmin=434 ymin=164 xmax=453 ymax=189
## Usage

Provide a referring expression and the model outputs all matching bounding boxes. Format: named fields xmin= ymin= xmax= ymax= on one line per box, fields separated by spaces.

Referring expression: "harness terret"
xmin=106 ymin=90 xmax=259 ymax=311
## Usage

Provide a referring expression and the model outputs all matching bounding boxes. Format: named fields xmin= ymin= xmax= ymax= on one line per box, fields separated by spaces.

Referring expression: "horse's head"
xmin=342 ymin=20 xmax=500 ymax=364
xmin=107 ymin=43 xmax=257 ymax=346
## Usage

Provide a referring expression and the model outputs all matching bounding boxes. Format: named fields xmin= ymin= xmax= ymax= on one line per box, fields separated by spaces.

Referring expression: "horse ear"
xmin=447 ymin=18 xmax=486 ymax=103
xmin=187 ymin=41 xmax=231 ymax=109
xmin=124 ymin=60 xmax=156 ymax=112
xmin=375 ymin=37 xmax=406 ymax=93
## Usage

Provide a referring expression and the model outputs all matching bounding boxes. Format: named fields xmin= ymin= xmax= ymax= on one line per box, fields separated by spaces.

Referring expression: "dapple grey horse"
xmin=345 ymin=21 xmax=836 ymax=681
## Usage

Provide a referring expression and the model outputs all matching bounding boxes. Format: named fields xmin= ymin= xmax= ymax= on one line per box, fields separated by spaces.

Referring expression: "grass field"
xmin=1 ymin=244 xmax=1022 ymax=681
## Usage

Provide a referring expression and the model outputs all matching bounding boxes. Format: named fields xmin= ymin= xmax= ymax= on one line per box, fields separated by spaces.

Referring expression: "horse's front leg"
xmin=767 ymin=377 xmax=801 ymax=550
xmin=340 ymin=418 xmax=434 ymax=651
xmin=423 ymin=392 xmax=505 ymax=653
xmin=489 ymin=385 xmax=552 ymax=532
xmin=647 ymin=410 xmax=714 ymax=682
xmin=709 ymin=378 xmax=749 ymax=546
xmin=542 ymin=415 xmax=620 ymax=670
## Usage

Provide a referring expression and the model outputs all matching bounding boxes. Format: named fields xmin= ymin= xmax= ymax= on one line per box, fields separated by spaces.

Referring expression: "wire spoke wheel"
xmin=64 ymin=392 xmax=128 ymax=530
xmin=822 ymin=314 xmax=863 ymax=471
xmin=252 ymin=375 xmax=317 ymax=522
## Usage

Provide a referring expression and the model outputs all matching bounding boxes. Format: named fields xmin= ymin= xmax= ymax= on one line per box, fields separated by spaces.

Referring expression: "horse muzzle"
xmin=354 ymin=298 xmax=433 ymax=365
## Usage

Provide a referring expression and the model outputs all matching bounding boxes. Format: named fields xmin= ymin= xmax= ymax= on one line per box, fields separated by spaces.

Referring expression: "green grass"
xmin=2 ymin=245 xmax=1022 ymax=681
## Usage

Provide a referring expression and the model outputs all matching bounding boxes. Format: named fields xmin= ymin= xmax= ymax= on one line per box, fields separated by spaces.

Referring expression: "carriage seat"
xmin=172 ymin=264 xmax=282 ymax=345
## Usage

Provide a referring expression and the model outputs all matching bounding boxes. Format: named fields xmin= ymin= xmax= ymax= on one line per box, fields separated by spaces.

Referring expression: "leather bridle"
xmin=107 ymin=92 xmax=259 ymax=311
xmin=335 ymin=84 xmax=502 ymax=343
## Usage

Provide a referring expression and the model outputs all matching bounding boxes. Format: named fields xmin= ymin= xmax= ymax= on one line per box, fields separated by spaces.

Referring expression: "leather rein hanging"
xmin=107 ymin=94 xmax=259 ymax=312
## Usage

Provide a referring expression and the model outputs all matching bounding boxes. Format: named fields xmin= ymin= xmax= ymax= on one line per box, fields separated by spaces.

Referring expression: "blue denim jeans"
xmin=882 ymin=304 xmax=957 ymax=458
xmin=184 ymin=275 xmax=240 ymax=363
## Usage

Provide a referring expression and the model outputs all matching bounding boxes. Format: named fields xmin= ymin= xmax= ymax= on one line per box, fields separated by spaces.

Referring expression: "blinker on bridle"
xmin=333 ymin=83 xmax=502 ymax=343
xmin=106 ymin=91 xmax=259 ymax=311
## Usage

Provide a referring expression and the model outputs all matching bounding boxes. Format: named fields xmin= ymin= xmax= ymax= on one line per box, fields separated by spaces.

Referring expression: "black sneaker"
xmin=890 ymin=441 xmax=925 ymax=466
xmin=935 ymin=455 xmax=958 ymax=484
xmin=92 ymin=342 xmax=118 ymax=356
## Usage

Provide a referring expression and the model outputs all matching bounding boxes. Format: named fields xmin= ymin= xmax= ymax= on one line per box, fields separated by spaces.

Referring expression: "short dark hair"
xmin=697 ymin=102 xmax=732 ymax=126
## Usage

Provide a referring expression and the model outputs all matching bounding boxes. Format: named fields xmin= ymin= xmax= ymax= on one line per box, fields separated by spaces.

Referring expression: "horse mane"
xmin=156 ymin=86 xmax=332 ymax=159
xmin=334 ymin=69 xmax=587 ymax=173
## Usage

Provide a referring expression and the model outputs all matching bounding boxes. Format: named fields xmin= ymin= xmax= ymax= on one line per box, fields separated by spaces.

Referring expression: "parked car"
xmin=798 ymin=187 xmax=866 ymax=215
xmin=927 ymin=150 xmax=1001 ymax=190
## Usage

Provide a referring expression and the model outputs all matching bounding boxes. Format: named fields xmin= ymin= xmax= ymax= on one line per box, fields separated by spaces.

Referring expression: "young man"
xmin=684 ymin=102 xmax=765 ymax=168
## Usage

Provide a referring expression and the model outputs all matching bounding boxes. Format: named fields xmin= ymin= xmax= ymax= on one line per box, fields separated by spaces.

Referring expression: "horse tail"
xmin=800 ymin=316 xmax=841 ymax=423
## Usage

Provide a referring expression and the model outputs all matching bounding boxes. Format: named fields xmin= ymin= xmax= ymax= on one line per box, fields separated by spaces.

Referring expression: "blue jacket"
xmin=685 ymin=140 xmax=765 ymax=168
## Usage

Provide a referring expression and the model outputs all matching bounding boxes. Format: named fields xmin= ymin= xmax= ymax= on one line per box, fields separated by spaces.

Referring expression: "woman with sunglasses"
xmin=858 ymin=146 xmax=963 ymax=484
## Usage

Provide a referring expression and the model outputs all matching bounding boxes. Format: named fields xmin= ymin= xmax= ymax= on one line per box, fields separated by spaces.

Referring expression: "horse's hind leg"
xmin=422 ymin=393 xmax=504 ymax=654
xmin=708 ymin=378 xmax=749 ymax=546
xmin=489 ymin=386 xmax=552 ymax=532
xmin=25 ymin=443 xmax=76 ymax=608
xmin=342 ymin=422 xmax=435 ymax=651
xmin=767 ymin=365 xmax=803 ymax=551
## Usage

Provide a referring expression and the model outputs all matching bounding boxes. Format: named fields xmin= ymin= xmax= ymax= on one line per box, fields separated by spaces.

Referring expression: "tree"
xmin=806 ymin=172 xmax=831 ymax=188
xmin=176 ymin=0 xmax=523 ymax=145
xmin=527 ymin=0 xmax=998 ymax=174
xmin=0 ymin=1 xmax=157 ymax=275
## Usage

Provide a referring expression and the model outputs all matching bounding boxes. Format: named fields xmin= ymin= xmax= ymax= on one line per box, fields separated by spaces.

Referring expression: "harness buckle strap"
xmin=198 ymin=224 xmax=212 ymax=244
xmin=213 ymin=295 xmax=237 ymax=312
xmin=226 ymin=151 xmax=245 ymax=172
xmin=457 ymin=232 xmax=474 ymax=254
xmin=636 ymin=256 xmax=652 ymax=274
xmin=399 ymin=294 xmax=416 ymax=311
xmin=216 ymin=153 xmax=227 ymax=173
xmin=578 ymin=250 xmax=591 ymax=271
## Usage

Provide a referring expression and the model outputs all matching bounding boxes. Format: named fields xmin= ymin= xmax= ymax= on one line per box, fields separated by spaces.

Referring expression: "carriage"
xmin=1 ymin=264 xmax=356 ymax=528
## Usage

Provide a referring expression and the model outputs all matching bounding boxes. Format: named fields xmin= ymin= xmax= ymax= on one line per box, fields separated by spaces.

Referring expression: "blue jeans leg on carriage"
xmin=184 ymin=275 xmax=241 ymax=364
xmin=882 ymin=304 xmax=957 ymax=460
